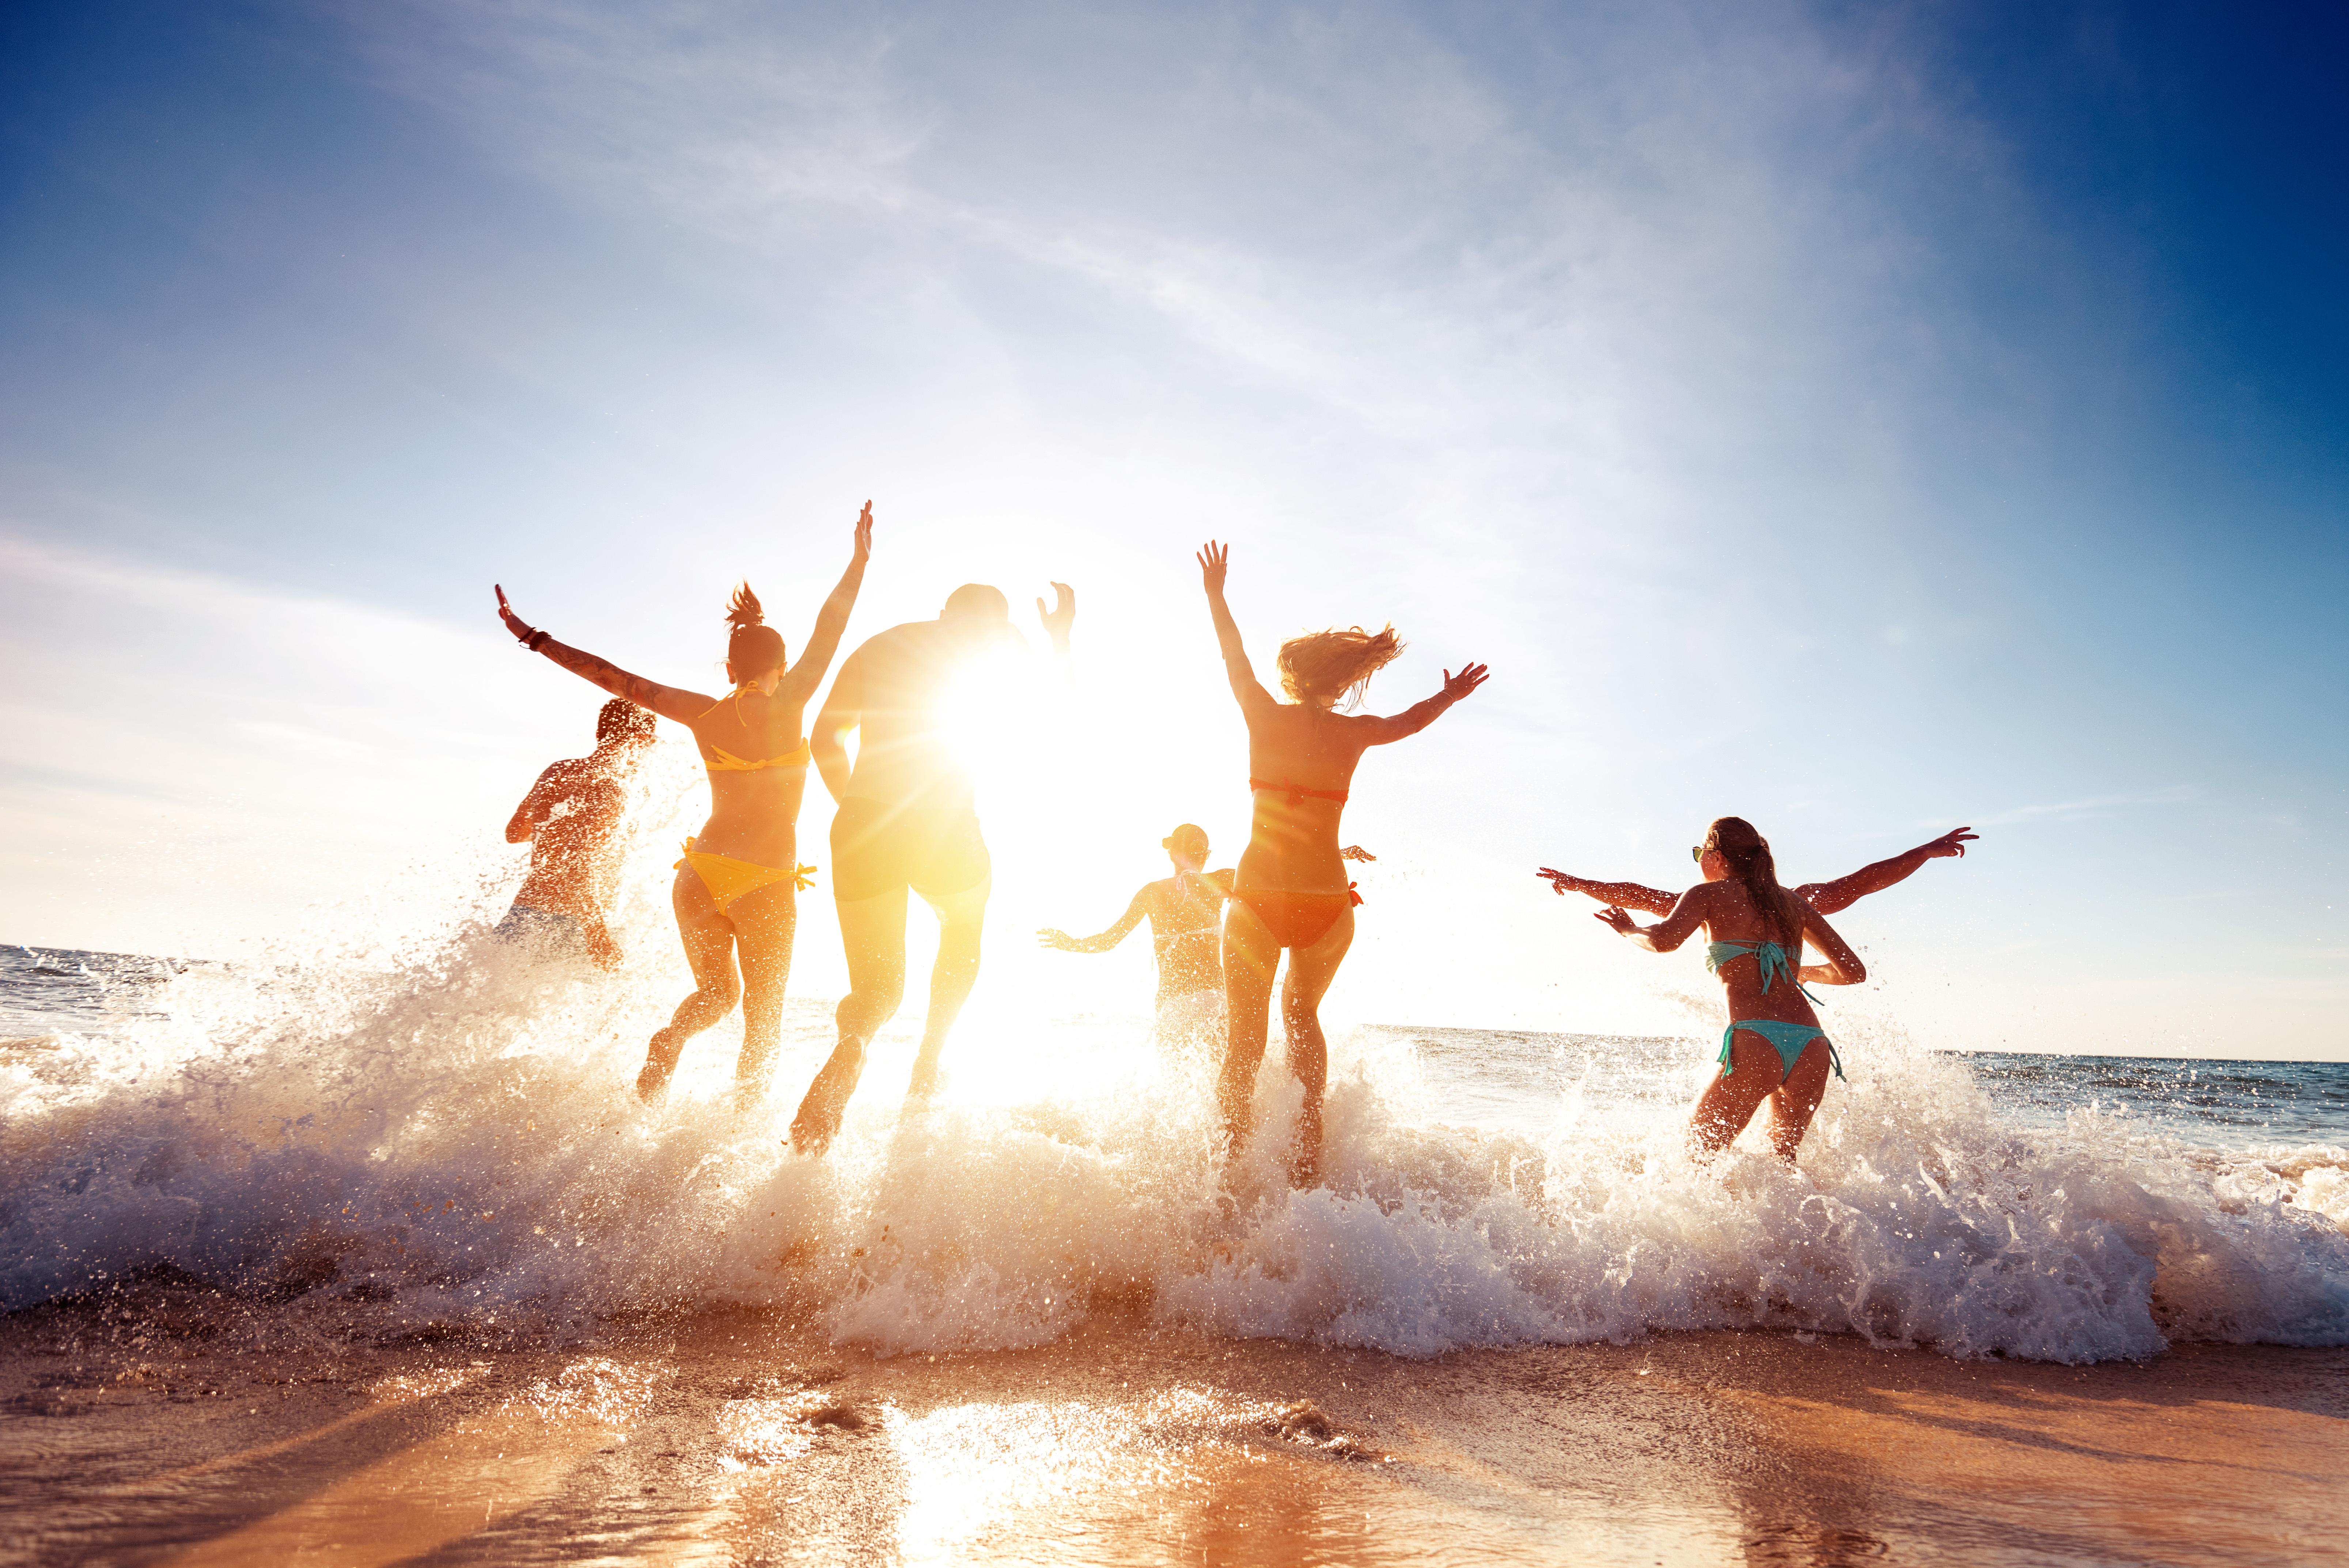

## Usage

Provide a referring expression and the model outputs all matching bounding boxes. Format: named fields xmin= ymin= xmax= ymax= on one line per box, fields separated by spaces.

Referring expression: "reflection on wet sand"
xmin=4 ymin=1292 xmax=2343 ymax=1565
xmin=161 ymin=1358 xmax=656 ymax=1566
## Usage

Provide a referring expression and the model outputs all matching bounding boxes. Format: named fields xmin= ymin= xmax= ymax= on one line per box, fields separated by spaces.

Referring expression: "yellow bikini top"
xmin=698 ymin=682 xmax=811 ymax=773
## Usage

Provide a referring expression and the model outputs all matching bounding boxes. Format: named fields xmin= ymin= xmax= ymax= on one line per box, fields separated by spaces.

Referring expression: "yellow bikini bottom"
xmin=676 ymin=838 xmax=817 ymax=913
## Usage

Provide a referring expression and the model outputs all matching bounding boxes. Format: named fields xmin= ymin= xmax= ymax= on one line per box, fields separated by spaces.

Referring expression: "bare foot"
xmin=788 ymin=1039 xmax=867 ymax=1154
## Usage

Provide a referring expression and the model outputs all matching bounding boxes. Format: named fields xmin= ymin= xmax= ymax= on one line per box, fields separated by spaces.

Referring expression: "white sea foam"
xmin=4 ymin=851 xmax=2346 ymax=1368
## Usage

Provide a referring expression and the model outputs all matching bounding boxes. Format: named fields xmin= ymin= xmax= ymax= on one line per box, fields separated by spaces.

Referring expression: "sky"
xmin=1 ymin=0 xmax=2342 ymax=1057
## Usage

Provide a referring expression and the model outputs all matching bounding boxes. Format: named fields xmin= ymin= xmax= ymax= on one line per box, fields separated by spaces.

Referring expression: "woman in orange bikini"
xmin=1197 ymin=540 xmax=1486 ymax=1185
xmin=496 ymin=503 xmax=872 ymax=1103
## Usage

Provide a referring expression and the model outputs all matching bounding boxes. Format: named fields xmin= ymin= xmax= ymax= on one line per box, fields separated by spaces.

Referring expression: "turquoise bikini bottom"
xmin=1718 ymin=1019 xmax=1845 ymax=1083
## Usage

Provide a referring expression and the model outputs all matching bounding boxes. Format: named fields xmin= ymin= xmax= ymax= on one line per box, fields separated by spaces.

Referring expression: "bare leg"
xmin=1687 ymin=1030 xmax=1788 ymax=1160
xmin=789 ymin=885 xmax=908 ymax=1153
xmin=1763 ymin=1044 xmax=1833 ymax=1164
xmin=906 ymin=877 xmax=990 ymax=1101
xmin=729 ymin=880 xmax=799 ymax=1106
xmin=1276 ymin=906 xmax=1354 ymax=1188
xmin=638 ymin=867 xmax=741 ymax=1101
xmin=1216 ymin=899 xmax=1281 ymax=1161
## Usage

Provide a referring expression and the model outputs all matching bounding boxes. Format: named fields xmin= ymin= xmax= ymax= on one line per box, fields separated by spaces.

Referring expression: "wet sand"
xmin=4 ymin=1278 xmax=2344 ymax=1565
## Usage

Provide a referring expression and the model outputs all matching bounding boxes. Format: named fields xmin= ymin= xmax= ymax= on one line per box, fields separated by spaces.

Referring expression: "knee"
xmin=702 ymin=974 xmax=742 ymax=1010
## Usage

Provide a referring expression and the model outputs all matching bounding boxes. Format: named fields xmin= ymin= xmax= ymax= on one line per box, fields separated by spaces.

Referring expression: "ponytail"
xmin=724 ymin=582 xmax=785 ymax=678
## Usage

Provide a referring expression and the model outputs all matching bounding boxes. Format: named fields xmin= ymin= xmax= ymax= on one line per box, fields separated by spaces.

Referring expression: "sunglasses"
xmin=1691 ymin=844 xmax=1714 ymax=863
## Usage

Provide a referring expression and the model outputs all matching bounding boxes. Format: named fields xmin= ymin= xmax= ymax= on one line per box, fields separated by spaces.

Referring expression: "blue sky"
xmin=2 ymin=1 xmax=2342 ymax=1056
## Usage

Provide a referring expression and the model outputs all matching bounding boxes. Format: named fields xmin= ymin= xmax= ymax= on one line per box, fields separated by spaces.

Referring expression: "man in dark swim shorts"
xmin=789 ymin=578 xmax=1074 ymax=1152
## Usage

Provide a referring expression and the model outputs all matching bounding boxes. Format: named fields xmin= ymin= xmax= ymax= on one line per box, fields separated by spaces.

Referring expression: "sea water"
xmin=4 ymin=923 xmax=2347 ymax=1369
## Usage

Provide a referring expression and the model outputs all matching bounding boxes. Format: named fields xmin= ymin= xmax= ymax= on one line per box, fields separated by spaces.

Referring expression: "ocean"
xmin=5 ymin=936 xmax=2346 ymax=1368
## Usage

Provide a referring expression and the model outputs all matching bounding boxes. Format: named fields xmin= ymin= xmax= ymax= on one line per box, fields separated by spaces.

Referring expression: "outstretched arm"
xmin=495 ymin=587 xmax=710 ymax=725
xmin=781 ymin=502 xmax=873 ymax=706
xmin=1350 ymin=663 xmax=1489 ymax=745
xmin=1593 ymin=883 xmax=1711 ymax=953
xmin=1795 ymin=827 xmax=1978 ymax=915
xmin=1796 ymin=904 xmax=1867 ymax=986
xmin=1037 ymin=886 xmax=1151 ymax=953
xmin=1537 ymin=868 xmax=1676 ymax=917
xmin=1196 ymin=541 xmax=1274 ymax=713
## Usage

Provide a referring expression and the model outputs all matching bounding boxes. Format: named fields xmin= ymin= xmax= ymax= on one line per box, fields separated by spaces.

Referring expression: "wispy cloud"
xmin=1968 ymin=787 xmax=2198 ymax=828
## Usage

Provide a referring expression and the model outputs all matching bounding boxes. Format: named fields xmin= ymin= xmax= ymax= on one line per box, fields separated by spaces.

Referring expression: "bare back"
xmin=686 ymin=687 xmax=817 ymax=868
xmin=1236 ymin=705 xmax=1376 ymax=895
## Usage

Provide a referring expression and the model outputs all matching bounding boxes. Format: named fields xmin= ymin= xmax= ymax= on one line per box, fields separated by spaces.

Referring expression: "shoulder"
xmin=1207 ymin=868 xmax=1236 ymax=892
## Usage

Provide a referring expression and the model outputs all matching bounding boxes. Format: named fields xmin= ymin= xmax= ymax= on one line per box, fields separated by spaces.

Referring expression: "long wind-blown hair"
xmin=1276 ymin=624 xmax=1403 ymax=708
xmin=1706 ymin=816 xmax=1806 ymax=950
xmin=725 ymin=583 xmax=786 ymax=677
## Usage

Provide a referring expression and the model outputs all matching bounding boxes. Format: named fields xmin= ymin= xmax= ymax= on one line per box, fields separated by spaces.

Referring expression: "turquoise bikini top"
xmin=1704 ymin=940 xmax=1824 ymax=1006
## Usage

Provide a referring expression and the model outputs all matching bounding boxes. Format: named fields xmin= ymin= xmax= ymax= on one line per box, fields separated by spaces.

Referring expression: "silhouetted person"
xmin=788 ymin=576 xmax=1076 ymax=1153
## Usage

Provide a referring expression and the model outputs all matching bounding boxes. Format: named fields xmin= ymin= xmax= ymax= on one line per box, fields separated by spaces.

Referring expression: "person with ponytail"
xmin=1592 ymin=816 xmax=1868 ymax=1164
xmin=494 ymin=501 xmax=872 ymax=1103
xmin=1196 ymin=539 xmax=1486 ymax=1187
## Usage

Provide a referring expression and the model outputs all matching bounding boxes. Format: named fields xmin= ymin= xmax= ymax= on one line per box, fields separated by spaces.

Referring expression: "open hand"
xmin=494 ymin=584 xmax=537 ymax=645
xmin=1341 ymin=844 xmax=1376 ymax=863
xmin=1593 ymin=905 xmax=1638 ymax=935
xmin=1922 ymin=826 xmax=1977 ymax=859
xmin=1037 ymin=582 xmax=1076 ymax=645
xmin=1536 ymin=867 xmax=1580 ymax=895
xmin=1442 ymin=663 xmax=1489 ymax=701
xmin=1196 ymin=540 xmax=1229 ymax=594
xmin=852 ymin=500 xmax=874 ymax=563
xmin=1036 ymin=928 xmax=1079 ymax=951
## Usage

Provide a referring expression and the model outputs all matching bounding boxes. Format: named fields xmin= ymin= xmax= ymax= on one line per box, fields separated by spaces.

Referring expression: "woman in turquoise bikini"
xmin=1594 ymin=816 xmax=1866 ymax=1164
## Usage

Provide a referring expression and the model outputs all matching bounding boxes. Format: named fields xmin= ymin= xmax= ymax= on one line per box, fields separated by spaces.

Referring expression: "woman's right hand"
xmin=1036 ymin=928 xmax=1078 ymax=950
xmin=1536 ymin=867 xmax=1581 ymax=895
xmin=1196 ymin=540 xmax=1229 ymax=594
xmin=851 ymin=500 xmax=874 ymax=563
xmin=1593 ymin=905 xmax=1638 ymax=935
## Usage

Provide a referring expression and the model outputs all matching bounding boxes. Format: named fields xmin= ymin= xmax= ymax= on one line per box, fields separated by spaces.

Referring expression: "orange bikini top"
xmin=1250 ymin=776 xmax=1349 ymax=805
xmin=699 ymin=683 xmax=811 ymax=773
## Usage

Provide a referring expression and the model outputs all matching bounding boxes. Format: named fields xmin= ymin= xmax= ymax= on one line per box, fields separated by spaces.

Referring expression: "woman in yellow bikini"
xmin=496 ymin=502 xmax=871 ymax=1103
xmin=1197 ymin=539 xmax=1486 ymax=1186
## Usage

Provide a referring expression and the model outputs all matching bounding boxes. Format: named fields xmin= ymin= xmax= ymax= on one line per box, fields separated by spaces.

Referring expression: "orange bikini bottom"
xmin=1231 ymin=885 xmax=1362 ymax=949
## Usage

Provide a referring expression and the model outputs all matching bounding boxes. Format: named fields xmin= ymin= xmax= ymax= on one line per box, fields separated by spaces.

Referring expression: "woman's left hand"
xmin=1442 ymin=663 xmax=1489 ymax=701
xmin=1594 ymin=905 xmax=1638 ymax=934
xmin=495 ymin=585 xmax=538 ymax=645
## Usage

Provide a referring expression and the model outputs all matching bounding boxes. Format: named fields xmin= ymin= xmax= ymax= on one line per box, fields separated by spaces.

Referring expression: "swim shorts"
xmin=829 ymin=796 xmax=991 ymax=903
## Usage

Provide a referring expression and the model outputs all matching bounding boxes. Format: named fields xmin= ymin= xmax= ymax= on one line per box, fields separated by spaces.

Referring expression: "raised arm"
xmin=1036 ymin=885 xmax=1152 ymax=953
xmin=1594 ymin=883 xmax=1713 ymax=953
xmin=780 ymin=502 xmax=873 ymax=706
xmin=810 ymin=647 xmax=863 ymax=804
xmin=1348 ymin=663 xmax=1489 ymax=746
xmin=1795 ymin=826 xmax=1978 ymax=915
xmin=1196 ymin=541 xmax=1274 ymax=713
xmin=1537 ymin=868 xmax=1676 ymax=917
xmin=495 ymin=587 xmax=711 ymax=725
xmin=1796 ymin=903 xmax=1867 ymax=986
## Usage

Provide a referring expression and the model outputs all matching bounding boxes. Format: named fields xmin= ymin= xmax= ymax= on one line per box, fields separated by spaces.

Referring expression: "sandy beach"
xmin=5 ymin=1276 xmax=2344 ymax=1566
